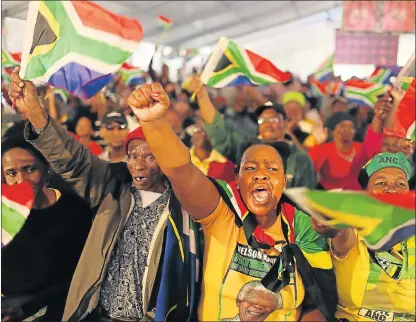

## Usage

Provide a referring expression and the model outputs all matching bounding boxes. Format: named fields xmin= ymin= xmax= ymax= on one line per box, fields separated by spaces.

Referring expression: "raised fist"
xmin=128 ymin=83 xmax=170 ymax=122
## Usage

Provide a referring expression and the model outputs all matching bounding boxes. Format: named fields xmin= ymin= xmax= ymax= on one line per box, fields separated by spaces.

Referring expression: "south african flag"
xmin=2 ymin=182 xmax=35 ymax=247
xmin=118 ymin=62 xmax=145 ymax=86
xmin=344 ymin=79 xmax=388 ymax=107
xmin=285 ymin=188 xmax=416 ymax=252
xmin=201 ymin=37 xmax=291 ymax=88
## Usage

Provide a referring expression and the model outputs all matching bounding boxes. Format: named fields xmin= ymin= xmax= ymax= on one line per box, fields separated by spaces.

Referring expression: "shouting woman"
xmin=127 ymin=83 xmax=338 ymax=321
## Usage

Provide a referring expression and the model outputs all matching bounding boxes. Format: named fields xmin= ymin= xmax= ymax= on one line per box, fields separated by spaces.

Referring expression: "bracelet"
xmin=32 ymin=114 xmax=50 ymax=136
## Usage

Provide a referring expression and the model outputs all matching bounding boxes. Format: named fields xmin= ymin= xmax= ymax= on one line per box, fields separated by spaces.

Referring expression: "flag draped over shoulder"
xmin=19 ymin=1 xmax=143 ymax=99
xmin=285 ymin=188 xmax=416 ymax=252
xmin=201 ymin=37 xmax=291 ymax=88
xmin=2 ymin=182 xmax=35 ymax=247
xmin=118 ymin=62 xmax=145 ymax=86
xmin=313 ymin=54 xmax=334 ymax=82
xmin=344 ymin=79 xmax=388 ymax=107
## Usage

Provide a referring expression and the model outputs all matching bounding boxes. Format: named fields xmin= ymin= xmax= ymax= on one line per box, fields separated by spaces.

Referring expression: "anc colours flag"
xmin=118 ymin=62 xmax=145 ymax=86
xmin=2 ymin=182 xmax=35 ymax=247
xmin=19 ymin=1 xmax=143 ymax=99
xmin=313 ymin=53 xmax=334 ymax=82
xmin=344 ymin=79 xmax=388 ymax=107
xmin=367 ymin=67 xmax=393 ymax=85
xmin=285 ymin=188 xmax=416 ymax=252
xmin=201 ymin=37 xmax=292 ymax=88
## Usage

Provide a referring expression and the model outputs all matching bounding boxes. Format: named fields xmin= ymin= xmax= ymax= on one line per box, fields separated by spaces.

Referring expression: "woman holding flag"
xmin=125 ymin=83 xmax=338 ymax=321
xmin=311 ymin=152 xmax=415 ymax=321
xmin=1 ymin=134 xmax=92 ymax=321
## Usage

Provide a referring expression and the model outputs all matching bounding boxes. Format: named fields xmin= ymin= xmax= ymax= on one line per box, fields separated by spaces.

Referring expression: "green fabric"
xmin=23 ymin=1 xmax=133 ymax=80
xmin=203 ymin=111 xmax=317 ymax=189
xmin=364 ymin=152 xmax=412 ymax=180
xmin=294 ymin=209 xmax=329 ymax=254
xmin=1 ymin=203 xmax=27 ymax=237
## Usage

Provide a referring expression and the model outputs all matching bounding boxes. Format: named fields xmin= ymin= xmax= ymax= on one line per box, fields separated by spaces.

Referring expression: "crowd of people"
xmin=1 ymin=57 xmax=415 ymax=322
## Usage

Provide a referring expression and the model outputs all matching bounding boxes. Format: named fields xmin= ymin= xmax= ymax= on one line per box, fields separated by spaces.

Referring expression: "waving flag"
xmin=391 ymin=54 xmax=415 ymax=142
xmin=2 ymin=51 xmax=21 ymax=83
xmin=344 ymin=79 xmax=388 ymax=107
xmin=368 ymin=67 xmax=393 ymax=85
xmin=201 ymin=37 xmax=291 ymax=88
xmin=285 ymin=188 xmax=416 ymax=252
xmin=313 ymin=54 xmax=334 ymax=82
xmin=2 ymin=50 xmax=21 ymax=68
xmin=118 ymin=63 xmax=145 ymax=86
xmin=19 ymin=1 xmax=143 ymax=99
xmin=2 ymin=182 xmax=35 ymax=247
xmin=158 ymin=15 xmax=173 ymax=31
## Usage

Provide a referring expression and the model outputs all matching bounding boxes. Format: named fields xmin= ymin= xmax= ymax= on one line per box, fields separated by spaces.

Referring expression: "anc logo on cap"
xmin=364 ymin=152 xmax=412 ymax=180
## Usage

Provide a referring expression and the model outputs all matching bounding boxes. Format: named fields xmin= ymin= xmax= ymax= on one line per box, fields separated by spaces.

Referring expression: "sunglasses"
xmin=257 ymin=117 xmax=281 ymax=125
xmin=103 ymin=123 xmax=127 ymax=130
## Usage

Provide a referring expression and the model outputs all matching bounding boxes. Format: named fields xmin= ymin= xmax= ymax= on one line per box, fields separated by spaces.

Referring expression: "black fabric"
xmin=291 ymin=244 xmax=338 ymax=322
xmin=3 ymin=121 xmax=27 ymax=139
xmin=292 ymin=127 xmax=310 ymax=144
xmin=30 ymin=11 xmax=57 ymax=55
xmin=1 ymin=193 xmax=92 ymax=320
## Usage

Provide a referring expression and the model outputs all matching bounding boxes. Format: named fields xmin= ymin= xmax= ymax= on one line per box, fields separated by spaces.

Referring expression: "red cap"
xmin=124 ymin=126 xmax=146 ymax=153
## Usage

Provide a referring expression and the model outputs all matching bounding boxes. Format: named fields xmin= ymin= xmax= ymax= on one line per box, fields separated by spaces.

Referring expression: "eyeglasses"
xmin=103 ymin=124 xmax=128 ymax=130
xmin=258 ymin=117 xmax=281 ymax=125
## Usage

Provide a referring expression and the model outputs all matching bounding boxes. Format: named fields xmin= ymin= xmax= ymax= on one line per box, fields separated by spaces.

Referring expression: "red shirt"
xmin=69 ymin=132 xmax=104 ymax=156
xmin=309 ymin=141 xmax=362 ymax=190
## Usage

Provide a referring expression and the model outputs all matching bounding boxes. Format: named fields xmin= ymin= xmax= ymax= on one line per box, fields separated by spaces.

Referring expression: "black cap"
xmin=254 ymin=101 xmax=287 ymax=120
xmin=102 ymin=111 xmax=127 ymax=126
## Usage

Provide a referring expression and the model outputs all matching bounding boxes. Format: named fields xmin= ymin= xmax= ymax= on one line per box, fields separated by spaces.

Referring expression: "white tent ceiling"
xmin=2 ymin=1 xmax=341 ymax=48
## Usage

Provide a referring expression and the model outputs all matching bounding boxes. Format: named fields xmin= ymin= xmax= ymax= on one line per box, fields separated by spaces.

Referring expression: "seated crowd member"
xmin=309 ymin=96 xmax=392 ymax=190
xmin=70 ymin=116 xmax=103 ymax=156
xmin=99 ymin=111 xmax=130 ymax=163
xmin=1 ymin=134 xmax=92 ymax=321
xmin=127 ymin=83 xmax=337 ymax=321
xmin=187 ymin=76 xmax=317 ymax=189
xmin=8 ymin=69 xmax=202 ymax=322
xmin=312 ymin=152 xmax=415 ymax=321
xmin=189 ymin=117 xmax=236 ymax=182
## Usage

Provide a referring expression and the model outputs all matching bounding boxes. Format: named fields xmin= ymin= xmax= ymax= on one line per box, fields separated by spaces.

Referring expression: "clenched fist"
xmin=128 ymin=83 xmax=170 ymax=122
xmin=8 ymin=67 xmax=48 ymax=129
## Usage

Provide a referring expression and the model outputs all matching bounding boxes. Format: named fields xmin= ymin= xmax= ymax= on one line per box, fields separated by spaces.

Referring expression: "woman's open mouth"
xmin=251 ymin=185 xmax=271 ymax=204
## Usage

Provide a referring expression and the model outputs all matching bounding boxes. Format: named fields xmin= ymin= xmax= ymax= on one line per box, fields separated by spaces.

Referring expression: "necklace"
xmin=337 ymin=147 xmax=356 ymax=162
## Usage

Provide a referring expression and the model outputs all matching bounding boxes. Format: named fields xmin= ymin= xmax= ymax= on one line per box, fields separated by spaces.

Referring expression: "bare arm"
xmin=300 ymin=309 xmax=326 ymax=322
xmin=129 ymin=83 xmax=220 ymax=220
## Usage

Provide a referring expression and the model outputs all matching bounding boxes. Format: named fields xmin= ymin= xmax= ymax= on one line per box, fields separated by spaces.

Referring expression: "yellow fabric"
xmin=196 ymin=199 xmax=305 ymax=321
xmin=303 ymin=135 xmax=317 ymax=149
xmin=282 ymin=91 xmax=306 ymax=107
xmin=189 ymin=147 xmax=228 ymax=175
xmin=332 ymin=233 xmax=415 ymax=321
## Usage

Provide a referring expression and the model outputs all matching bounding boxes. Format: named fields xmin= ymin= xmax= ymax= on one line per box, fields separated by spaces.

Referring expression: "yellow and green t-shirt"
xmin=196 ymin=198 xmax=331 ymax=321
xmin=333 ymin=233 xmax=415 ymax=321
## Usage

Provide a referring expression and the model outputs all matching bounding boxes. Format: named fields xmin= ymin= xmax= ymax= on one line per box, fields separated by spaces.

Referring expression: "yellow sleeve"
xmin=195 ymin=197 xmax=235 ymax=232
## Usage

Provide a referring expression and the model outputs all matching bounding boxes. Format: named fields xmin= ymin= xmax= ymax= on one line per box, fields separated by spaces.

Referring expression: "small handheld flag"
xmin=118 ymin=63 xmax=145 ymax=86
xmin=200 ymin=37 xmax=291 ymax=88
xmin=313 ymin=54 xmax=334 ymax=83
xmin=19 ymin=1 xmax=143 ymax=99
xmin=285 ymin=188 xmax=416 ymax=252
xmin=344 ymin=79 xmax=388 ymax=107
xmin=2 ymin=182 xmax=35 ymax=247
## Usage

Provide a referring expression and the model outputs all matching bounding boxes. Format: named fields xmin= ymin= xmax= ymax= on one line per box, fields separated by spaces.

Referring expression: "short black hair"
xmin=235 ymin=141 xmax=290 ymax=174
xmin=1 ymin=133 xmax=49 ymax=167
